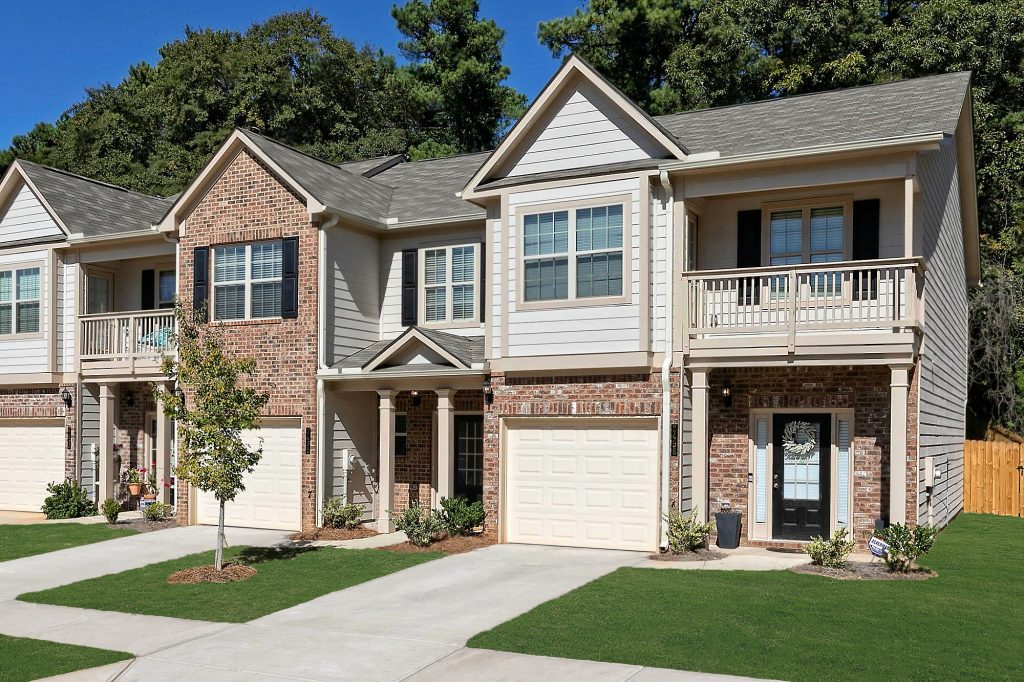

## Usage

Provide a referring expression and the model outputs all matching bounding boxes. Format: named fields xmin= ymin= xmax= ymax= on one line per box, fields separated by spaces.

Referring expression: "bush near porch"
xmin=468 ymin=514 xmax=1024 ymax=681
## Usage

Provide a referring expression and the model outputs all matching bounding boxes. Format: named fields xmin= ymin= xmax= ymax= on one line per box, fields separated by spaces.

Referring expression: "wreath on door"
xmin=782 ymin=420 xmax=817 ymax=459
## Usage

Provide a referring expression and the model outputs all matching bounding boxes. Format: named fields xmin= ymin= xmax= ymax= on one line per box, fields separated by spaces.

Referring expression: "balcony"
xmin=79 ymin=310 xmax=175 ymax=377
xmin=681 ymin=258 xmax=922 ymax=362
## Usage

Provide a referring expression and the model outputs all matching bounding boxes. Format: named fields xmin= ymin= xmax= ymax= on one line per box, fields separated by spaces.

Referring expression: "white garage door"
xmin=505 ymin=418 xmax=659 ymax=551
xmin=0 ymin=419 xmax=66 ymax=512
xmin=196 ymin=419 xmax=301 ymax=531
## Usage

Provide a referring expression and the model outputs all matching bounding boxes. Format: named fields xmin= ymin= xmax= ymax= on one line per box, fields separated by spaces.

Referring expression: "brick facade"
xmin=706 ymin=365 xmax=918 ymax=546
xmin=175 ymin=149 xmax=320 ymax=530
xmin=0 ymin=384 xmax=77 ymax=482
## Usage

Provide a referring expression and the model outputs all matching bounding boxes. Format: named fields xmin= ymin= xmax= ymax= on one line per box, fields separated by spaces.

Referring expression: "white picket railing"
xmin=682 ymin=257 xmax=923 ymax=351
xmin=79 ymin=310 xmax=175 ymax=370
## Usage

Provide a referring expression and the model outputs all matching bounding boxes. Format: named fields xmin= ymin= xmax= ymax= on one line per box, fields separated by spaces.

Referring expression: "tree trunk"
xmin=215 ymin=500 xmax=226 ymax=571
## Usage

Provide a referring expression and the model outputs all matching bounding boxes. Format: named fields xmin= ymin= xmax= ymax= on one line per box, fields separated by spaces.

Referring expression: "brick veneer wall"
xmin=0 ymin=384 xmax=77 ymax=482
xmin=175 ymin=149 xmax=319 ymax=530
xmin=483 ymin=371 xmax=679 ymax=539
xmin=114 ymin=382 xmax=155 ymax=474
xmin=706 ymin=365 xmax=917 ymax=545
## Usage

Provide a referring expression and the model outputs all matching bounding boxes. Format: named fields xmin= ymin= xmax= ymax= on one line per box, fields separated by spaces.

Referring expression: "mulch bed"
xmin=791 ymin=561 xmax=937 ymax=581
xmin=380 ymin=534 xmax=494 ymax=555
xmin=649 ymin=548 xmax=727 ymax=562
xmin=167 ymin=563 xmax=257 ymax=584
xmin=107 ymin=519 xmax=173 ymax=534
xmin=290 ymin=526 xmax=379 ymax=542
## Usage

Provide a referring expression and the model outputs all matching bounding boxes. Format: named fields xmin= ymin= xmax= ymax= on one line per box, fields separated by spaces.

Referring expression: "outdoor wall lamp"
xmin=60 ymin=388 xmax=73 ymax=409
xmin=410 ymin=390 xmax=421 ymax=407
xmin=482 ymin=378 xmax=494 ymax=405
xmin=721 ymin=385 xmax=733 ymax=408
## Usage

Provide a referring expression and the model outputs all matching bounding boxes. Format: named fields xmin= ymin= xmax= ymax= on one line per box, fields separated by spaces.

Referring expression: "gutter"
xmin=315 ymin=214 xmax=341 ymax=525
xmin=659 ymin=171 xmax=674 ymax=551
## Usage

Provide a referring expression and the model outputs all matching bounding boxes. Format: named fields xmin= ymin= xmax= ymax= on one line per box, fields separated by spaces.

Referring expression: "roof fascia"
xmin=2 ymin=162 xmax=72 ymax=236
xmin=955 ymin=91 xmax=981 ymax=286
xmin=362 ymin=328 xmax=469 ymax=372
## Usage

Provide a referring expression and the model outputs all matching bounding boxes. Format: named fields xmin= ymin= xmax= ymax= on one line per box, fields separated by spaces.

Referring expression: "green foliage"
xmin=390 ymin=503 xmax=444 ymax=546
xmin=804 ymin=527 xmax=856 ymax=568
xmin=666 ymin=507 xmax=715 ymax=553
xmin=41 ymin=481 xmax=96 ymax=520
xmin=874 ymin=522 xmax=938 ymax=572
xmin=142 ymin=501 xmax=170 ymax=522
xmin=100 ymin=498 xmax=121 ymax=525
xmin=322 ymin=498 xmax=365 ymax=529
xmin=437 ymin=496 xmax=486 ymax=536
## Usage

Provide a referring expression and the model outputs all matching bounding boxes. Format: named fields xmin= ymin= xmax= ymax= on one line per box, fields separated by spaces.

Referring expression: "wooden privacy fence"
xmin=964 ymin=440 xmax=1024 ymax=517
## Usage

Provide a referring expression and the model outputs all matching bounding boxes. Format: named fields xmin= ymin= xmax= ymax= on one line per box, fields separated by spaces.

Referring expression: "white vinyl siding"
xmin=0 ymin=183 xmax=63 ymax=245
xmin=0 ymin=250 xmax=48 ymax=373
xmin=325 ymin=227 xmax=380 ymax=366
xmin=212 ymin=241 xmax=282 ymax=321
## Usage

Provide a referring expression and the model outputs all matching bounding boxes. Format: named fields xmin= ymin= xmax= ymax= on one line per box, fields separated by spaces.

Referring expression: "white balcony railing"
xmin=79 ymin=310 xmax=175 ymax=372
xmin=682 ymin=257 xmax=923 ymax=352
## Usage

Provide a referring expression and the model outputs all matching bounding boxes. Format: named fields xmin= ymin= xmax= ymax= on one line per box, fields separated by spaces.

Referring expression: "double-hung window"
xmin=157 ymin=270 xmax=176 ymax=309
xmin=767 ymin=200 xmax=849 ymax=296
xmin=522 ymin=201 xmax=625 ymax=303
xmin=212 ymin=241 xmax=282 ymax=321
xmin=0 ymin=266 xmax=40 ymax=336
xmin=421 ymin=244 xmax=478 ymax=324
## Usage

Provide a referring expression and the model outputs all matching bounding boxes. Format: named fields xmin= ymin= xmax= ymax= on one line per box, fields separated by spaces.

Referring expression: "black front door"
xmin=454 ymin=415 xmax=484 ymax=502
xmin=772 ymin=414 xmax=831 ymax=540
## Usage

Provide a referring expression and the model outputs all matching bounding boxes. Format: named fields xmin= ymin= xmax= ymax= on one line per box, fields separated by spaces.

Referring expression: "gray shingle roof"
xmin=241 ymin=130 xmax=393 ymax=222
xmin=333 ymin=327 xmax=484 ymax=372
xmin=17 ymin=160 xmax=174 ymax=238
xmin=654 ymin=72 xmax=971 ymax=159
xmin=371 ymin=152 xmax=490 ymax=225
xmin=337 ymin=154 xmax=405 ymax=178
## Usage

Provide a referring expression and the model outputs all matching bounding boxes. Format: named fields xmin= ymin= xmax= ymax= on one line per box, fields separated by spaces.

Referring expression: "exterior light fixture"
xmin=410 ymin=390 xmax=421 ymax=407
xmin=482 ymin=378 xmax=494 ymax=405
xmin=60 ymin=388 xmax=73 ymax=408
xmin=721 ymin=385 xmax=733 ymax=408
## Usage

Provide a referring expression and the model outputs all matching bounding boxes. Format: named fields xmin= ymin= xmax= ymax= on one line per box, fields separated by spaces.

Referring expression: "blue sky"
xmin=0 ymin=0 xmax=583 ymax=149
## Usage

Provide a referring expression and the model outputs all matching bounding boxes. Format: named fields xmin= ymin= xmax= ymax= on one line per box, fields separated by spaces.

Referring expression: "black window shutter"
xmin=852 ymin=199 xmax=880 ymax=300
xmin=401 ymin=248 xmax=418 ymax=327
xmin=479 ymin=242 xmax=486 ymax=324
xmin=193 ymin=247 xmax=209 ymax=321
xmin=141 ymin=269 xmax=155 ymax=310
xmin=736 ymin=209 xmax=762 ymax=304
xmin=281 ymin=236 xmax=299 ymax=319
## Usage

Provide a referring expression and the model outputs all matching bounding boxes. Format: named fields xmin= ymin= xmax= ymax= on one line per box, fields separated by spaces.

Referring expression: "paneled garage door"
xmin=196 ymin=419 xmax=301 ymax=531
xmin=505 ymin=418 xmax=659 ymax=551
xmin=0 ymin=419 xmax=66 ymax=512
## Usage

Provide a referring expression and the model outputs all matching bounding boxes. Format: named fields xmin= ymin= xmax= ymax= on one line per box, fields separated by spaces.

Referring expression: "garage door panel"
xmin=0 ymin=420 xmax=66 ymax=512
xmin=506 ymin=419 xmax=658 ymax=552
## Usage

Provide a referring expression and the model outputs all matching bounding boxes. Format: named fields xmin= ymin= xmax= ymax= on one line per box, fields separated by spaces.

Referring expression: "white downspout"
xmin=315 ymin=215 xmax=340 ymax=526
xmin=659 ymin=171 xmax=675 ymax=550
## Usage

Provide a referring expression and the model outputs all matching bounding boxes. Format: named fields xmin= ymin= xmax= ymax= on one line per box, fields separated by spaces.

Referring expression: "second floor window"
xmin=213 ymin=241 xmax=282 ymax=321
xmin=523 ymin=203 xmax=624 ymax=303
xmin=422 ymin=244 xmax=478 ymax=324
xmin=0 ymin=267 xmax=40 ymax=335
xmin=769 ymin=203 xmax=847 ymax=295
xmin=158 ymin=270 xmax=176 ymax=309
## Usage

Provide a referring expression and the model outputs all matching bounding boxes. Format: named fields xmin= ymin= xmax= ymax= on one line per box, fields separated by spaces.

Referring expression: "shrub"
xmin=101 ymin=498 xmax=121 ymax=525
xmin=322 ymin=498 xmax=364 ymax=529
xmin=142 ymin=501 xmax=170 ymax=522
xmin=667 ymin=507 xmax=715 ymax=553
xmin=41 ymin=480 xmax=96 ymax=519
xmin=874 ymin=522 xmax=938 ymax=572
xmin=437 ymin=496 xmax=485 ymax=536
xmin=805 ymin=528 xmax=856 ymax=568
xmin=390 ymin=503 xmax=443 ymax=546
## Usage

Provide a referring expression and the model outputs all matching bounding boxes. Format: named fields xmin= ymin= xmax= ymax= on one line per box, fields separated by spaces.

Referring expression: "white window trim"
xmin=760 ymin=195 xmax=853 ymax=265
xmin=211 ymin=242 xmax=282 ymax=322
xmin=157 ymin=267 xmax=176 ymax=310
xmin=515 ymin=193 xmax=633 ymax=311
xmin=418 ymin=243 xmax=481 ymax=328
xmin=0 ymin=261 xmax=44 ymax=340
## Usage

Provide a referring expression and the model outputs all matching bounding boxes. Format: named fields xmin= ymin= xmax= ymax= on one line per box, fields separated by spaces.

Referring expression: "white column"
xmin=377 ymin=390 xmax=396 ymax=533
xmin=155 ymin=386 xmax=173 ymax=505
xmin=890 ymin=366 xmax=910 ymax=525
xmin=690 ymin=369 xmax=709 ymax=522
xmin=98 ymin=384 xmax=118 ymax=502
xmin=435 ymin=389 xmax=455 ymax=502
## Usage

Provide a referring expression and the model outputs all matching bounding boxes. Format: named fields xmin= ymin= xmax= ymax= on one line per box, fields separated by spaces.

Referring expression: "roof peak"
xmin=15 ymin=158 xmax=171 ymax=202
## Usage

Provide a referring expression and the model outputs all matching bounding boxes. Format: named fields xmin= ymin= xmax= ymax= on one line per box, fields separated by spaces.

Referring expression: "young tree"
xmin=155 ymin=304 xmax=269 ymax=570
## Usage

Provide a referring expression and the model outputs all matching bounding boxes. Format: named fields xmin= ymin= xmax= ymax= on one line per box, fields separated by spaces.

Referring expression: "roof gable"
xmin=0 ymin=170 xmax=64 ymax=246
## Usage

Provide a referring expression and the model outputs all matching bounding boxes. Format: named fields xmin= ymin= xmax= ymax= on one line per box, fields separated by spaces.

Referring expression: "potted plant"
xmin=714 ymin=504 xmax=742 ymax=549
xmin=143 ymin=469 xmax=159 ymax=501
xmin=125 ymin=467 xmax=142 ymax=496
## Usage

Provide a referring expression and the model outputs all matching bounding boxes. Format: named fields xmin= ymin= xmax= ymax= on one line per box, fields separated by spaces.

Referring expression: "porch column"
xmin=889 ymin=365 xmax=910 ymax=525
xmin=435 ymin=389 xmax=455 ymax=502
xmin=97 ymin=383 xmax=118 ymax=502
xmin=377 ymin=390 xmax=396 ymax=533
xmin=690 ymin=369 xmax=709 ymax=522
xmin=155 ymin=387 xmax=173 ymax=505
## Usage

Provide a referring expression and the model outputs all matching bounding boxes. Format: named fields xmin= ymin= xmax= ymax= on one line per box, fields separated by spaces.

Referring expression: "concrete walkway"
xmin=637 ymin=546 xmax=811 ymax=571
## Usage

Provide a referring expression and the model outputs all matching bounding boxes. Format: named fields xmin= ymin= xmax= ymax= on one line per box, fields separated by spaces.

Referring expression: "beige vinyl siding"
xmin=504 ymin=178 xmax=642 ymax=357
xmin=650 ymin=182 xmax=668 ymax=353
xmin=326 ymin=390 xmax=378 ymax=521
xmin=0 ymin=249 xmax=49 ymax=373
xmin=79 ymin=383 xmax=100 ymax=499
xmin=503 ymin=83 xmax=663 ymax=178
xmin=0 ymin=183 xmax=63 ymax=245
xmin=916 ymin=139 xmax=968 ymax=527
xmin=379 ymin=229 xmax=485 ymax=338
xmin=488 ymin=201 xmax=502 ymax=360
xmin=697 ymin=180 xmax=906 ymax=270
xmin=325 ymin=227 xmax=381 ymax=365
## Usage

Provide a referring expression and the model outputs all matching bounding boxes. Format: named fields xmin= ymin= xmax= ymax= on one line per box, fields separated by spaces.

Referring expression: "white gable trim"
xmin=362 ymin=328 xmax=469 ymax=372
xmin=0 ymin=162 xmax=71 ymax=237
xmin=462 ymin=56 xmax=687 ymax=200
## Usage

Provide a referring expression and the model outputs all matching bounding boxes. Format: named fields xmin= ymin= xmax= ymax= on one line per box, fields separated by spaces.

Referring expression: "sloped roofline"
xmin=461 ymin=55 xmax=689 ymax=202
xmin=361 ymin=326 xmax=471 ymax=372
xmin=0 ymin=161 xmax=71 ymax=236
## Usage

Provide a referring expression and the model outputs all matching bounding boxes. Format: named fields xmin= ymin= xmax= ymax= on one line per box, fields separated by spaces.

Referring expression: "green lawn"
xmin=0 ymin=523 xmax=137 ymax=563
xmin=19 ymin=545 xmax=441 ymax=622
xmin=469 ymin=514 xmax=1024 ymax=681
xmin=0 ymin=634 xmax=131 ymax=682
